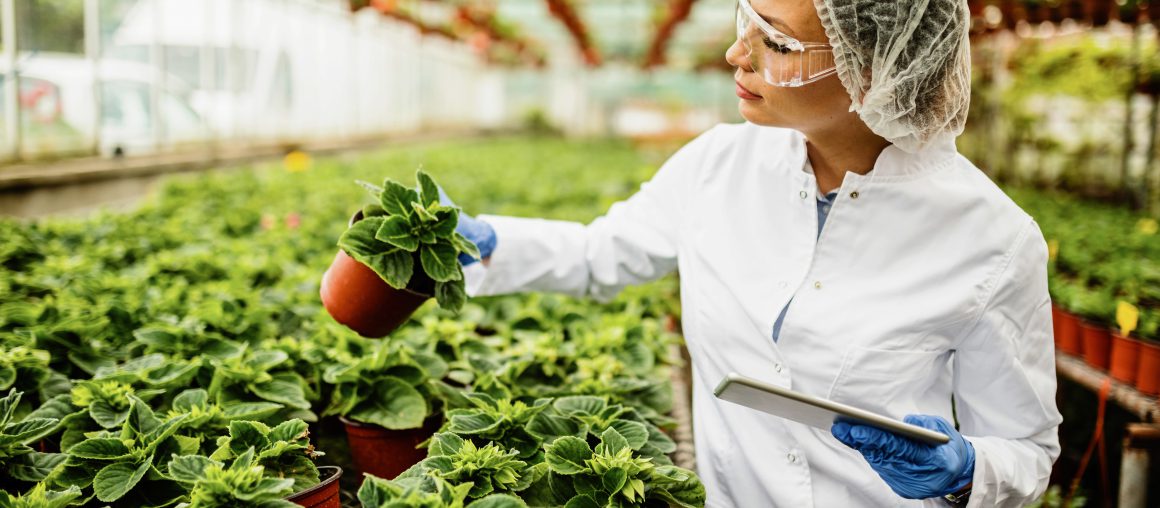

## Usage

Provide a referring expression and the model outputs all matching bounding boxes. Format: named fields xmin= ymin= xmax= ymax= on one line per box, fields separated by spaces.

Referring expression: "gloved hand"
xmin=831 ymin=415 xmax=975 ymax=500
xmin=436 ymin=187 xmax=496 ymax=266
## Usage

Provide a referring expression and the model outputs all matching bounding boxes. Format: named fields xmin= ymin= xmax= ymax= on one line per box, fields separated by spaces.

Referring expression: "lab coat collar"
xmin=785 ymin=129 xmax=959 ymax=183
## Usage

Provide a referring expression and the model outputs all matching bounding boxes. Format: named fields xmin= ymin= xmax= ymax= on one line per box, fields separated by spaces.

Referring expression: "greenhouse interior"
xmin=1 ymin=0 xmax=1159 ymax=507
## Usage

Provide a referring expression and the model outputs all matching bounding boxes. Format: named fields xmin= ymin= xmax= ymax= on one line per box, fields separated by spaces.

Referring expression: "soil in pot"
xmin=1136 ymin=341 xmax=1160 ymax=396
xmin=1109 ymin=333 xmax=1140 ymax=384
xmin=286 ymin=466 xmax=343 ymax=508
xmin=1079 ymin=321 xmax=1111 ymax=370
xmin=1056 ymin=310 xmax=1083 ymax=356
xmin=320 ymin=211 xmax=436 ymax=338
xmin=341 ymin=416 xmax=441 ymax=482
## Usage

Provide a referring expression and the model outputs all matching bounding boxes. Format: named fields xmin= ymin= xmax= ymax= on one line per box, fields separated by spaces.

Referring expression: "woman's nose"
xmin=725 ymin=38 xmax=750 ymax=71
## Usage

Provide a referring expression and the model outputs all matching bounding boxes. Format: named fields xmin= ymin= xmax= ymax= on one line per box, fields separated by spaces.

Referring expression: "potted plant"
xmin=46 ymin=396 xmax=190 ymax=507
xmin=320 ymin=335 xmax=451 ymax=481
xmin=320 ymin=170 xmax=480 ymax=338
xmin=164 ymin=417 xmax=339 ymax=508
xmin=1134 ymin=309 xmax=1160 ymax=396
xmin=358 ymin=473 xmax=529 ymax=507
xmin=1052 ymin=282 xmax=1084 ymax=356
xmin=1109 ymin=301 xmax=1141 ymax=384
xmin=1072 ymin=286 xmax=1114 ymax=370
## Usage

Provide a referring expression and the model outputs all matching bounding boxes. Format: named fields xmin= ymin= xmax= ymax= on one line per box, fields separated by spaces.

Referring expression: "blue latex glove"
xmin=436 ymin=187 xmax=496 ymax=266
xmin=831 ymin=415 xmax=975 ymax=500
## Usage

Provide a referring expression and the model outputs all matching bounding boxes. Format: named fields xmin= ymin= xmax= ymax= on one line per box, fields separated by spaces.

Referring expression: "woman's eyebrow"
xmin=756 ymin=11 xmax=797 ymax=38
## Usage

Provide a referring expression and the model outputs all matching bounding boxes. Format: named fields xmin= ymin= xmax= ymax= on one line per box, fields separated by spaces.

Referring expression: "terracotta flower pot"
xmin=1079 ymin=321 xmax=1111 ymax=370
xmin=1051 ymin=303 xmax=1064 ymax=347
xmin=341 ymin=416 xmax=440 ymax=482
xmin=1109 ymin=333 xmax=1140 ymax=384
xmin=1136 ymin=341 xmax=1160 ymax=396
xmin=320 ymin=211 xmax=435 ymax=338
xmin=286 ymin=466 xmax=342 ymax=508
xmin=1056 ymin=310 xmax=1083 ymax=356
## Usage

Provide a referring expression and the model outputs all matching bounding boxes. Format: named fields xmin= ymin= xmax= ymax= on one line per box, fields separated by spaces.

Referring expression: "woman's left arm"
xmin=952 ymin=218 xmax=1063 ymax=508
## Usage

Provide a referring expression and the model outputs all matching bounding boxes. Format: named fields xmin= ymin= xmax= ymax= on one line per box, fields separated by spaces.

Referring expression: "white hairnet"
xmin=812 ymin=0 xmax=972 ymax=153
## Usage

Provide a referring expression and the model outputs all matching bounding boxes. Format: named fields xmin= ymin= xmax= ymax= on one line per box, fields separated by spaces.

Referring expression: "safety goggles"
xmin=735 ymin=0 xmax=837 ymax=87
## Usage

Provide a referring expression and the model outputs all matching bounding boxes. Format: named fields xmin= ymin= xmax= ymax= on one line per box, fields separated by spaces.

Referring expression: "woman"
xmin=449 ymin=0 xmax=1062 ymax=505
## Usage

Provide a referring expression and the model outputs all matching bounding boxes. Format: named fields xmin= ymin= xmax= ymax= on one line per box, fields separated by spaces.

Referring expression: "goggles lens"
xmin=735 ymin=0 xmax=836 ymax=87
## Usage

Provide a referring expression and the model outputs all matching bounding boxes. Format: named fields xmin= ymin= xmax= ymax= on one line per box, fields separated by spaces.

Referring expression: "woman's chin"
xmin=737 ymin=104 xmax=781 ymax=128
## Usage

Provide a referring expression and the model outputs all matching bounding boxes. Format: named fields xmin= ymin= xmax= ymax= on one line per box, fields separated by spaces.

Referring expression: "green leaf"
xmin=349 ymin=377 xmax=427 ymax=430
xmin=228 ymin=420 xmax=271 ymax=455
xmin=338 ymin=217 xmax=390 ymax=259
xmin=167 ymin=454 xmax=218 ymax=482
xmin=598 ymin=428 xmax=629 ymax=455
xmin=412 ymin=201 xmax=438 ymax=223
xmin=6 ymin=417 xmax=58 ymax=444
xmin=553 ymin=396 xmax=607 ymax=417
xmin=7 ymin=452 xmax=67 ymax=482
xmin=428 ymin=432 xmax=466 ymax=456
xmin=250 ymin=379 xmax=310 ymax=409
xmin=607 ymin=420 xmax=649 ymax=451
xmin=364 ymin=250 xmax=414 ymax=290
xmin=223 ymin=402 xmax=284 ymax=421
xmin=26 ymin=394 xmax=76 ymax=421
xmin=435 ymin=281 xmax=467 ymax=312
xmin=452 ymin=232 xmax=481 ymax=260
xmin=602 ymin=467 xmax=628 ymax=494
xmin=562 ymin=494 xmax=601 ymax=508
xmin=526 ymin=413 xmax=583 ymax=443
xmin=127 ymin=395 xmax=162 ymax=436
xmin=268 ymin=418 xmax=309 ymax=444
xmin=421 ymin=244 xmax=462 ymax=283
xmin=0 ymin=366 xmax=15 ymax=391
xmin=357 ymin=476 xmax=404 ymax=507
xmin=375 ymin=215 xmax=420 ymax=252
xmin=356 ymin=179 xmax=384 ymax=197
xmin=416 ymin=170 xmax=441 ymax=207
xmin=171 ymin=389 xmax=208 ymax=412
xmin=68 ymin=438 xmax=131 ymax=459
xmin=93 ymin=456 xmax=152 ymax=502
xmin=467 ymin=494 xmax=529 ymax=508
xmin=447 ymin=412 xmax=501 ymax=435
xmin=544 ymin=437 xmax=592 ymax=475
xmin=381 ymin=181 xmax=420 ymax=217
xmin=89 ymin=399 xmax=130 ymax=429
xmin=430 ymin=209 xmax=459 ymax=238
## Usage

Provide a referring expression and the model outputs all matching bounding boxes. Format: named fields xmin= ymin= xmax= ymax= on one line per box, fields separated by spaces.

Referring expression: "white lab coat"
xmin=463 ymin=122 xmax=1062 ymax=507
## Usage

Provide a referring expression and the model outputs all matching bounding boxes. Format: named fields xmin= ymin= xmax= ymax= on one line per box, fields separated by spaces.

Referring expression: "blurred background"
xmin=1 ymin=1 xmax=1160 ymax=507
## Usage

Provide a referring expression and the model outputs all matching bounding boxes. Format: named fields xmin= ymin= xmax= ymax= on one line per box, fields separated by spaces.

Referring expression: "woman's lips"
xmin=736 ymin=82 xmax=762 ymax=100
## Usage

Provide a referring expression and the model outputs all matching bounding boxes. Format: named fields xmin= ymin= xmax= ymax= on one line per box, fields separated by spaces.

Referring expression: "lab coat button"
xmin=787 ymin=453 xmax=797 ymax=463
xmin=850 ymin=191 xmax=860 ymax=199
xmin=814 ymin=281 xmax=822 ymax=289
xmin=774 ymin=363 xmax=783 ymax=373
xmin=799 ymin=190 xmax=808 ymax=199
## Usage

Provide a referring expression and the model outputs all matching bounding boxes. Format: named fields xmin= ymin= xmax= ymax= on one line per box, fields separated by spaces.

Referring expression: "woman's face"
xmin=725 ymin=0 xmax=852 ymax=132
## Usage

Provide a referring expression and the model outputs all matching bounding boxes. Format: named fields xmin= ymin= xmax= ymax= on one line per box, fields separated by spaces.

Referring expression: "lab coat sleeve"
xmin=462 ymin=126 xmax=719 ymax=302
xmin=952 ymin=219 xmax=1063 ymax=508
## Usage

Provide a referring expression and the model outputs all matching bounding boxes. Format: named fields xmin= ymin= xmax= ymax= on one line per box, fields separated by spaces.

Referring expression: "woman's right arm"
xmin=464 ymin=125 xmax=723 ymax=303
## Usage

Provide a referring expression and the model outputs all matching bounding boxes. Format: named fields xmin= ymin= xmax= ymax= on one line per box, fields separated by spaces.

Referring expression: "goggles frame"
xmin=736 ymin=0 xmax=837 ymax=87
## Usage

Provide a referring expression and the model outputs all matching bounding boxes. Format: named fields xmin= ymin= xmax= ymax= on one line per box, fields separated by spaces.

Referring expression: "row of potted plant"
xmin=1003 ymin=186 xmax=1160 ymax=394
xmin=968 ymin=0 xmax=1151 ymax=28
xmin=0 ymin=137 xmax=698 ymax=505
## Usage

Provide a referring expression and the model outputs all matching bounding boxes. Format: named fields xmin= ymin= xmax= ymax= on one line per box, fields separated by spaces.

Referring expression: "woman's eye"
xmin=761 ymin=36 xmax=791 ymax=54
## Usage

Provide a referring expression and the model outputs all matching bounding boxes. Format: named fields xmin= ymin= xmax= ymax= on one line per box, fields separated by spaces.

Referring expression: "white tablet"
xmin=713 ymin=372 xmax=951 ymax=445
